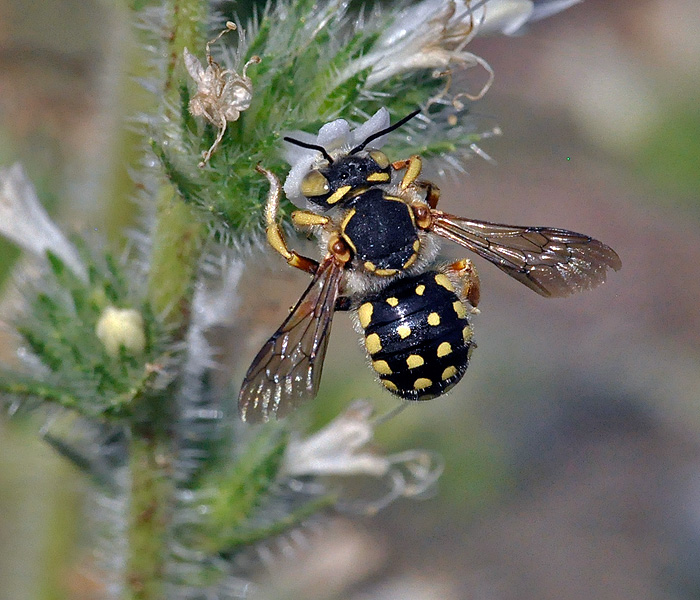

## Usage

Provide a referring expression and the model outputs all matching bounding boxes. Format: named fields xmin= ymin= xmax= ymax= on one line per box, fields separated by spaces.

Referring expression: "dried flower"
xmin=283 ymin=401 xmax=444 ymax=514
xmin=95 ymin=306 xmax=147 ymax=357
xmin=184 ymin=22 xmax=261 ymax=167
xmin=345 ymin=0 xmax=582 ymax=100
xmin=0 ymin=163 xmax=87 ymax=281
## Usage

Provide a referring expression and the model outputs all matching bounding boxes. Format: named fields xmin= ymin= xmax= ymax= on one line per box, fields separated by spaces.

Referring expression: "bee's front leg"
xmin=257 ymin=165 xmax=319 ymax=274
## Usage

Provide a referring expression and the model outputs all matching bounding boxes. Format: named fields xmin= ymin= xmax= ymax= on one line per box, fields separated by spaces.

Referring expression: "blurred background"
xmin=1 ymin=0 xmax=700 ymax=598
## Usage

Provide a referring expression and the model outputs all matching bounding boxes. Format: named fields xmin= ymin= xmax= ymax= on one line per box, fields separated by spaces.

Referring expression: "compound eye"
xmin=369 ymin=150 xmax=389 ymax=169
xmin=301 ymin=170 xmax=330 ymax=198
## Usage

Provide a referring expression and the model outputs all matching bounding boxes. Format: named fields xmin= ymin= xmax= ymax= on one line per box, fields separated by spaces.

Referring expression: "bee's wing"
xmin=238 ymin=257 xmax=344 ymax=423
xmin=432 ymin=213 xmax=621 ymax=297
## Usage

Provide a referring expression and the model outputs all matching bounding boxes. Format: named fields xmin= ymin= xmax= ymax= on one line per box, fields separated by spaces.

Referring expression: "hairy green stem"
xmin=126 ymin=435 xmax=173 ymax=600
xmin=128 ymin=1 xmax=208 ymax=598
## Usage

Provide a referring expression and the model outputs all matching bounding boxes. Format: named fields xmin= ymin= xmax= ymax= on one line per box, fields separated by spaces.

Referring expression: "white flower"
xmin=282 ymin=107 xmax=391 ymax=206
xmin=0 ymin=163 xmax=87 ymax=281
xmin=185 ymin=22 xmax=261 ymax=167
xmin=283 ymin=400 xmax=444 ymax=514
xmin=95 ymin=306 xmax=146 ymax=357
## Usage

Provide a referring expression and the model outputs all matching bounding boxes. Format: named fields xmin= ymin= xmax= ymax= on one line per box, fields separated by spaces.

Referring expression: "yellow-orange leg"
xmin=291 ymin=211 xmax=330 ymax=228
xmin=446 ymin=258 xmax=481 ymax=309
xmin=393 ymin=156 xmax=441 ymax=209
xmin=391 ymin=155 xmax=423 ymax=190
xmin=256 ymin=165 xmax=319 ymax=275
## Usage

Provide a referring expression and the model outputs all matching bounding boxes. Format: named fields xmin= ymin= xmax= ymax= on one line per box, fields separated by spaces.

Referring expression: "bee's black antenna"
xmin=349 ymin=109 xmax=422 ymax=155
xmin=283 ymin=137 xmax=334 ymax=164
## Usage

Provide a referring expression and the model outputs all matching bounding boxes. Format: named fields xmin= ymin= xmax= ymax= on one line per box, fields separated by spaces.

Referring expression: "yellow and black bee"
xmin=238 ymin=111 xmax=621 ymax=423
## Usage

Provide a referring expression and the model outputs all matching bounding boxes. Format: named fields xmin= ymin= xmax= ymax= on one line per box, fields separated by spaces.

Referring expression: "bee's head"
xmin=283 ymin=109 xmax=420 ymax=210
xmin=292 ymin=150 xmax=390 ymax=209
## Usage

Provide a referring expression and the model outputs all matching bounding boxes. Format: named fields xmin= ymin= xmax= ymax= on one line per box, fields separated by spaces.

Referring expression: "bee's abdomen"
xmin=359 ymin=271 xmax=475 ymax=401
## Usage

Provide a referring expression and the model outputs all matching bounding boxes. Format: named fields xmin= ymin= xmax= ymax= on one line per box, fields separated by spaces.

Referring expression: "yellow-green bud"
xmin=96 ymin=306 xmax=146 ymax=357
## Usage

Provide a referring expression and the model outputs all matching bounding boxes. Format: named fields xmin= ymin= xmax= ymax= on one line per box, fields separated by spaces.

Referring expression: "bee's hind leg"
xmin=445 ymin=258 xmax=481 ymax=309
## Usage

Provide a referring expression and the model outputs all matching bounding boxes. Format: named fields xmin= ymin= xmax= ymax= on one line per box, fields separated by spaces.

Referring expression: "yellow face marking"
xmin=365 ymin=333 xmax=382 ymax=354
xmin=427 ymin=312 xmax=441 ymax=326
xmin=372 ymin=360 xmax=392 ymax=375
xmin=375 ymin=267 xmax=398 ymax=276
xmin=414 ymin=377 xmax=432 ymax=390
xmin=382 ymin=379 xmax=399 ymax=392
xmin=413 ymin=239 xmax=420 ymax=252
xmin=327 ymin=185 xmax=352 ymax=205
xmin=386 ymin=297 xmax=399 ymax=307
xmin=364 ymin=261 xmax=376 ymax=272
xmin=453 ymin=300 xmax=467 ymax=320
xmin=406 ymin=354 xmax=425 ymax=369
xmin=437 ymin=341 xmax=452 ymax=357
xmin=397 ymin=325 xmax=412 ymax=339
xmin=435 ymin=273 xmax=455 ymax=292
xmin=441 ymin=366 xmax=458 ymax=380
xmin=367 ymin=172 xmax=390 ymax=182
xmin=358 ymin=303 xmax=374 ymax=328
xmin=415 ymin=284 xmax=426 ymax=296
xmin=462 ymin=326 xmax=473 ymax=343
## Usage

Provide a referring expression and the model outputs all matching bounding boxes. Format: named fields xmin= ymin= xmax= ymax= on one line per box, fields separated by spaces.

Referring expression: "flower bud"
xmin=96 ymin=306 xmax=146 ymax=357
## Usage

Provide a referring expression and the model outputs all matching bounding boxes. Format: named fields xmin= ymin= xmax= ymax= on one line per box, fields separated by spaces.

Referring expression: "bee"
xmin=238 ymin=110 xmax=621 ymax=423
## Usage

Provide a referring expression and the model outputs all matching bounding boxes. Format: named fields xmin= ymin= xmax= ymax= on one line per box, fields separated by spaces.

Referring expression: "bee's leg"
xmin=445 ymin=258 xmax=481 ymax=309
xmin=410 ymin=182 xmax=441 ymax=229
xmin=335 ymin=296 xmax=352 ymax=312
xmin=393 ymin=155 xmax=440 ymax=208
xmin=392 ymin=155 xmax=423 ymax=190
xmin=291 ymin=211 xmax=330 ymax=228
xmin=416 ymin=180 xmax=441 ymax=209
xmin=256 ymin=165 xmax=319 ymax=275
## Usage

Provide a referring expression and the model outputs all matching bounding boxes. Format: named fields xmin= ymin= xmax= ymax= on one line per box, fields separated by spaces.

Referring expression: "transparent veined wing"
xmin=431 ymin=213 xmax=621 ymax=297
xmin=238 ymin=256 xmax=344 ymax=423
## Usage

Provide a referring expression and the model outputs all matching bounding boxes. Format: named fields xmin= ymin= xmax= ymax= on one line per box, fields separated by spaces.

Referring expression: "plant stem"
xmin=147 ymin=185 xmax=205 ymax=327
xmin=126 ymin=435 xmax=173 ymax=600
xmin=128 ymin=1 xmax=208 ymax=598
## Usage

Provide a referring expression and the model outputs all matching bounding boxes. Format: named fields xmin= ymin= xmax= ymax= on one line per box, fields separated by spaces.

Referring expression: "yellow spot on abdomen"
xmin=386 ymin=297 xmax=399 ymax=307
xmin=453 ymin=300 xmax=467 ymax=319
xmin=414 ymin=377 xmax=432 ymax=390
xmin=358 ymin=303 xmax=374 ymax=328
xmin=415 ymin=284 xmax=425 ymax=296
xmin=434 ymin=273 xmax=455 ymax=291
xmin=437 ymin=341 xmax=452 ymax=357
xmin=462 ymin=326 xmax=473 ymax=343
xmin=397 ymin=325 xmax=412 ymax=339
xmin=427 ymin=312 xmax=441 ymax=326
xmin=372 ymin=359 xmax=392 ymax=375
xmin=406 ymin=354 xmax=424 ymax=369
xmin=382 ymin=379 xmax=398 ymax=392
xmin=366 ymin=333 xmax=382 ymax=354
xmin=441 ymin=366 xmax=458 ymax=380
